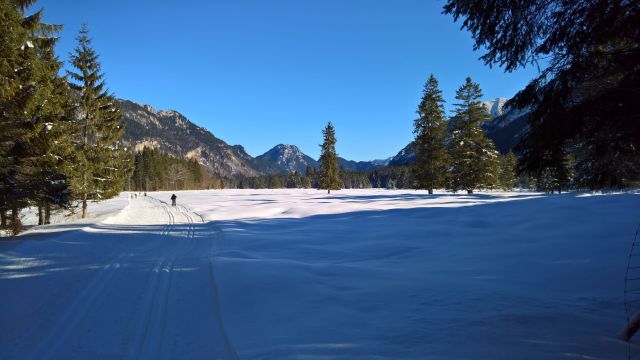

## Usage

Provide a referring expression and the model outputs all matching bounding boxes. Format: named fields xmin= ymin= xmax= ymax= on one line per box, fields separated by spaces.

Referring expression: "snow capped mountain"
xmin=482 ymin=97 xmax=531 ymax=129
xmin=482 ymin=97 xmax=509 ymax=118
xmin=388 ymin=142 xmax=417 ymax=167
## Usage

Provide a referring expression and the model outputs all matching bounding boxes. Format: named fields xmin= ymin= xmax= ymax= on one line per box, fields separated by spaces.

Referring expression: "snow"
xmin=1 ymin=189 xmax=639 ymax=359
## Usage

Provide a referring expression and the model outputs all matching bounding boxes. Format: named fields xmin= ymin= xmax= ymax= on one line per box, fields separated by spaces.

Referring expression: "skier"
xmin=171 ymin=194 xmax=177 ymax=207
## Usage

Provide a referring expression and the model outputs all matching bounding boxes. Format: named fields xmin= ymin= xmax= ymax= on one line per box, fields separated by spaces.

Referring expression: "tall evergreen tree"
xmin=67 ymin=25 xmax=127 ymax=218
xmin=318 ymin=122 xmax=341 ymax=194
xmin=413 ymin=74 xmax=450 ymax=194
xmin=443 ymin=0 xmax=640 ymax=188
xmin=448 ymin=77 xmax=500 ymax=193
xmin=0 ymin=1 xmax=67 ymax=233
xmin=30 ymin=40 xmax=75 ymax=225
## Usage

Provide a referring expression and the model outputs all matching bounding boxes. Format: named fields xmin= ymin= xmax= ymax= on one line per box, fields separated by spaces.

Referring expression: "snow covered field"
xmin=1 ymin=189 xmax=639 ymax=359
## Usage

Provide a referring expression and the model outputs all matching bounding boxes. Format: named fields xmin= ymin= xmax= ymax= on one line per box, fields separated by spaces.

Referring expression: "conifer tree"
xmin=413 ymin=74 xmax=450 ymax=194
xmin=499 ymin=152 xmax=517 ymax=190
xmin=318 ymin=122 xmax=341 ymax=194
xmin=67 ymin=25 xmax=128 ymax=218
xmin=443 ymin=0 xmax=640 ymax=188
xmin=0 ymin=1 xmax=68 ymax=233
xmin=448 ymin=77 xmax=500 ymax=193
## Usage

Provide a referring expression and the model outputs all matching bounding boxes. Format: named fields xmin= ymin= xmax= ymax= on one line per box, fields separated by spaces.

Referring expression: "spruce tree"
xmin=318 ymin=122 xmax=341 ymax=194
xmin=443 ymin=0 xmax=640 ymax=188
xmin=413 ymin=74 xmax=450 ymax=194
xmin=499 ymin=152 xmax=517 ymax=190
xmin=448 ymin=77 xmax=500 ymax=194
xmin=67 ymin=25 xmax=128 ymax=218
xmin=0 ymin=1 xmax=67 ymax=233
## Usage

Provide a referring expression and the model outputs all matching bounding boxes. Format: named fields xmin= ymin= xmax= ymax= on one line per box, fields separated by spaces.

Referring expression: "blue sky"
xmin=38 ymin=0 xmax=539 ymax=161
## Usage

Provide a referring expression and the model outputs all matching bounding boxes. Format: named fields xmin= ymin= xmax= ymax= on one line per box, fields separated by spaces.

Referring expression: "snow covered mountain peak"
xmin=482 ymin=97 xmax=510 ymax=118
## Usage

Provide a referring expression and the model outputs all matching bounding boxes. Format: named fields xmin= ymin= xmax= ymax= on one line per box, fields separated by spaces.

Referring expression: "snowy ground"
xmin=1 ymin=189 xmax=639 ymax=359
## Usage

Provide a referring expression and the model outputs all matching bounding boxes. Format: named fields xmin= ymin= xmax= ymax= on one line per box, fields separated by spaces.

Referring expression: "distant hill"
xmin=119 ymin=100 xmax=384 ymax=177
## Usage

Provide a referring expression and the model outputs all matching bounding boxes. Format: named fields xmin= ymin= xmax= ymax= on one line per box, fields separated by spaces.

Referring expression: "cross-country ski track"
xmin=1 ymin=195 xmax=238 ymax=360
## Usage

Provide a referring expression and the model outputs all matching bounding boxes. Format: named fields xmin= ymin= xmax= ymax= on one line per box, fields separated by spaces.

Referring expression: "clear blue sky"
xmin=38 ymin=0 xmax=539 ymax=161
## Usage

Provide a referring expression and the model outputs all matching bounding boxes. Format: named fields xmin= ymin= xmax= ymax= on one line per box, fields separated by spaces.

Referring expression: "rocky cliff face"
xmin=119 ymin=100 xmax=263 ymax=177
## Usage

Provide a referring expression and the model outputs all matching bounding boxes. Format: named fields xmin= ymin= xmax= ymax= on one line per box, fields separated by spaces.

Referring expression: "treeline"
xmin=130 ymin=147 xmax=206 ymax=191
xmin=1 ymin=3 xmax=128 ymax=234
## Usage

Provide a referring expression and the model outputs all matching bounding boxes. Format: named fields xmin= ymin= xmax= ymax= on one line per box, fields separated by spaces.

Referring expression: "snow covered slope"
xmin=1 ymin=189 xmax=638 ymax=359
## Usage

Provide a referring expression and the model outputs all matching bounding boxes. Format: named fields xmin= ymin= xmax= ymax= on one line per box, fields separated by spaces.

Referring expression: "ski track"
xmin=18 ymin=195 xmax=237 ymax=359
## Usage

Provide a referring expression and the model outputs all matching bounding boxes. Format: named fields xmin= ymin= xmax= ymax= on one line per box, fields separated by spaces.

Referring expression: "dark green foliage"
xmin=447 ymin=77 xmax=500 ymax=193
xmin=129 ymin=147 xmax=206 ymax=191
xmin=318 ymin=122 xmax=341 ymax=193
xmin=67 ymin=25 xmax=129 ymax=217
xmin=499 ymin=152 xmax=517 ymax=190
xmin=0 ymin=0 xmax=71 ymax=233
xmin=443 ymin=0 xmax=640 ymax=188
xmin=413 ymin=74 xmax=450 ymax=194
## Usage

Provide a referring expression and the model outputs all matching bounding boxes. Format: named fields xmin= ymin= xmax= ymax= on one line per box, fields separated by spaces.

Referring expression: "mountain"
xmin=388 ymin=97 xmax=532 ymax=165
xmin=388 ymin=142 xmax=417 ymax=167
xmin=256 ymin=144 xmax=318 ymax=174
xmin=482 ymin=97 xmax=509 ymax=118
xmin=119 ymin=100 xmax=384 ymax=177
xmin=337 ymin=158 xmax=386 ymax=172
xmin=256 ymin=144 xmax=386 ymax=174
xmin=119 ymin=100 xmax=271 ymax=177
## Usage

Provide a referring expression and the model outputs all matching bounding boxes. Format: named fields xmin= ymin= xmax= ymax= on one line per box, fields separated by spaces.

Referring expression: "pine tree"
xmin=0 ymin=1 xmax=67 ymax=233
xmin=499 ymin=152 xmax=517 ymax=190
xmin=67 ymin=25 xmax=128 ymax=218
xmin=413 ymin=74 xmax=450 ymax=194
xmin=318 ymin=122 xmax=341 ymax=194
xmin=448 ymin=77 xmax=500 ymax=194
xmin=30 ymin=46 xmax=75 ymax=225
xmin=443 ymin=0 xmax=640 ymax=188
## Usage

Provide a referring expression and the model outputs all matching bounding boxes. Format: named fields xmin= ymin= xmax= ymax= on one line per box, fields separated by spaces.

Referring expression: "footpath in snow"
xmin=1 ymin=189 xmax=640 ymax=359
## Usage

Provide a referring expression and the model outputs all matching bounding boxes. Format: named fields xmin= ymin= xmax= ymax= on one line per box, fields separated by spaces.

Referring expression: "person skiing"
xmin=171 ymin=194 xmax=177 ymax=207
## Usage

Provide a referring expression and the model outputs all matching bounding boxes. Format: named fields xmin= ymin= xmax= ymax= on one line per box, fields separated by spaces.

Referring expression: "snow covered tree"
xmin=447 ymin=77 xmax=500 ymax=193
xmin=318 ymin=122 xmax=341 ymax=194
xmin=67 ymin=25 xmax=128 ymax=218
xmin=413 ymin=74 xmax=450 ymax=194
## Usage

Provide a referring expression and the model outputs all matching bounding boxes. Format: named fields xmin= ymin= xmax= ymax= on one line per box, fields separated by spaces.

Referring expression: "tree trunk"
xmin=45 ymin=203 xmax=51 ymax=225
xmin=38 ymin=206 xmax=44 ymax=225
xmin=428 ymin=188 xmax=433 ymax=195
xmin=82 ymin=193 xmax=88 ymax=218
xmin=11 ymin=205 xmax=21 ymax=235
xmin=1 ymin=210 xmax=7 ymax=228
xmin=467 ymin=189 xmax=473 ymax=194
